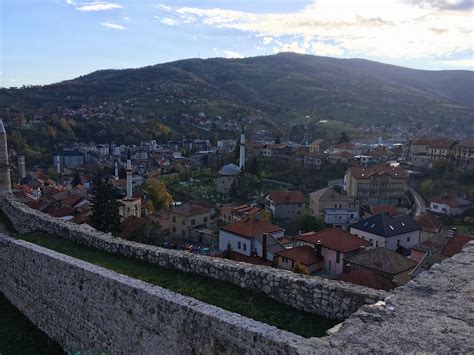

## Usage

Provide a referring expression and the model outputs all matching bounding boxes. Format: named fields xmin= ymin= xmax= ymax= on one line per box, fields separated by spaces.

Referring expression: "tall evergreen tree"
xmin=72 ymin=169 xmax=81 ymax=186
xmin=91 ymin=179 xmax=121 ymax=233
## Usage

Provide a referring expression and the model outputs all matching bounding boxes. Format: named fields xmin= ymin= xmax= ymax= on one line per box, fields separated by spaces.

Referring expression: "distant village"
xmin=7 ymin=119 xmax=473 ymax=292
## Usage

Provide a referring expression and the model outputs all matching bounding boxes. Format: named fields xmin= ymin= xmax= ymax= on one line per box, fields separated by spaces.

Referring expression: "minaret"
xmin=126 ymin=150 xmax=132 ymax=199
xmin=0 ymin=120 xmax=12 ymax=194
xmin=239 ymin=130 xmax=246 ymax=170
xmin=18 ymin=155 xmax=26 ymax=179
xmin=114 ymin=160 xmax=119 ymax=180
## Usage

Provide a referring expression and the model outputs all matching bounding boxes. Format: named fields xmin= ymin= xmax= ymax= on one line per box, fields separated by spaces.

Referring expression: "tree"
xmin=420 ymin=179 xmax=435 ymax=199
xmin=274 ymin=135 xmax=281 ymax=144
xmin=293 ymin=261 xmax=306 ymax=274
xmin=91 ymin=179 xmax=121 ymax=233
xmin=337 ymin=131 xmax=350 ymax=144
xmin=247 ymin=156 xmax=260 ymax=176
xmin=223 ymin=242 xmax=233 ymax=259
xmin=129 ymin=221 xmax=163 ymax=246
xmin=72 ymin=170 xmax=81 ymax=187
xmin=144 ymin=178 xmax=173 ymax=211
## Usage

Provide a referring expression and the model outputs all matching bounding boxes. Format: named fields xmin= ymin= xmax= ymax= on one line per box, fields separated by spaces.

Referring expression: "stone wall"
xmin=0 ymin=235 xmax=305 ymax=354
xmin=0 ymin=193 xmax=385 ymax=321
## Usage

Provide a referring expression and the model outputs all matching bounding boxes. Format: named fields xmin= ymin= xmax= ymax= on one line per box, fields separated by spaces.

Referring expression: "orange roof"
xmin=370 ymin=205 xmax=398 ymax=216
xmin=295 ymin=227 xmax=370 ymax=253
xmin=415 ymin=213 xmax=443 ymax=233
xmin=431 ymin=195 xmax=471 ymax=208
xmin=276 ymin=245 xmax=323 ymax=266
xmin=427 ymin=138 xmax=457 ymax=149
xmin=442 ymin=234 xmax=474 ymax=257
xmin=334 ymin=142 xmax=357 ymax=150
xmin=337 ymin=269 xmax=395 ymax=291
xmin=267 ymin=191 xmax=304 ymax=204
xmin=62 ymin=194 xmax=83 ymax=207
xmin=348 ymin=165 xmax=408 ymax=179
xmin=214 ymin=251 xmax=272 ymax=266
xmin=220 ymin=219 xmax=283 ymax=238
xmin=458 ymin=139 xmax=474 ymax=149
xmin=171 ymin=204 xmax=210 ymax=217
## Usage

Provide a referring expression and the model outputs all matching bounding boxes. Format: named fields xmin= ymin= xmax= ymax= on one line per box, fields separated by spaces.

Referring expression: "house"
xmin=410 ymin=232 xmax=474 ymax=272
xmin=415 ymin=213 xmax=443 ymax=242
xmin=343 ymin=165 xmax=408 ymax=206
xmin=262 ymin=144 xmax=291 ymax=158
xmin=407 ymin=138 xmax=431 ymax=159
xmin=327 ymin=151 xmax=355 ymax=165
xmin=304 ymin=153 xmax=324 ymax=170
xmin=294 ymin=228 xmax=370 ymax=277
xmin=429 ymin=195 xmax=472 ymax=216
xmin=369 ymin=205 xmax=399 ymax=217
xmin=345 ymin=248 xmax=417 ymax=286
xmin=366 ymin=146 xmax=396 ymax=163
xmin=323 ymin=208 xmax=359 ymax=226
xmin=265 ymin=191 xmax=305 ymax=220
xmin=308 ymin=139 xmax=326 ymax=154
xmin=170 ymin=203 xmax=212 ymax=239
xmin=411 ymin=153 xmax=432 ymax=168
xmin=216 ymin=163 xmax=241 ymax=194
xmin=219 ymin=204 xmax=263 ymax=224
xmin=337 ymin=268 xmax=396 ymax=291
xmin=309 ymin=187 xmax=359 ymax=219
xmin=427 ymin=139 xmax=457 ymax=162
xmin=332 ymin=142 xmax=364 ymax=155
xmin=455 ymin=139 xmax=474 ymax=170
xmin=218 ymin=219 xmax=285 ymax=262
xmin=275 ymin=245 xmax=324 ymax=275
xmin=350 ymin=213 xmax=421 ymax=252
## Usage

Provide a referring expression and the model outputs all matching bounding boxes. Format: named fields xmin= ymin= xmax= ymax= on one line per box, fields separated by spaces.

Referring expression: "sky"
xmin=1 ymin=0 xmax=473 ymax=87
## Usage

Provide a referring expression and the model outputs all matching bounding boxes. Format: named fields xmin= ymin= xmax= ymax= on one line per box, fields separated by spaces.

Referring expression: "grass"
xmin=0 ymin=293 xmax=64 ymax=355
xmin=15 ymin=232 xmax=338 ymax=338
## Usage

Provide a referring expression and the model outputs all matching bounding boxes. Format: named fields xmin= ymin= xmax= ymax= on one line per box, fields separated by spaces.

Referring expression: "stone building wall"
xmin=0 ymin=193 xmax=385 ymax=320
xmin=0 ymin=235 xmax=305 ymax=354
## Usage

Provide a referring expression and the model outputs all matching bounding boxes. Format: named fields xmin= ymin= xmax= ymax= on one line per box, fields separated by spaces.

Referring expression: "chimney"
xmin=315 ymin=240 xmax=322 ymax=257
xmin=262 ymin=233 xmax=268 ymax=261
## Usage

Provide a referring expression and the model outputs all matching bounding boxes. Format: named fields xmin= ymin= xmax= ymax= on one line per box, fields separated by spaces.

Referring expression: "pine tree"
xmin=91 ymin=179 xmax=121 ymax=233
xmin=72 ymin=170 xmax=81 ymax=187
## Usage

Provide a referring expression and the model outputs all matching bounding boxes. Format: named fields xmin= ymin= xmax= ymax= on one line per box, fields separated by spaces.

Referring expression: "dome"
xmin=219 ymin=163 xmax=241 ymax=176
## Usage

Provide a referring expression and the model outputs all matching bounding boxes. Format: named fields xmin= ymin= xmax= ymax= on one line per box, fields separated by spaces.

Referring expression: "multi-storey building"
xmin=264 ymin=191 xmax=305 ymax=220
xmin=170 ymin=204 xmax=212 ymax=239
xmin=343 ymin=165 xmax=408 ymax=206
xmin=426 ymin=138 xmax=457 ymax=162
xmin=455 ymin=139 xmax=474 ymax=170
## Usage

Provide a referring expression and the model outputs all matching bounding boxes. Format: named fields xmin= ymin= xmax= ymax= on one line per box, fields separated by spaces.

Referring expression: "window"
xmin=181 ymin=230 xmax=185 ymax=237
xmin=376 ymin=241 xmax=379 ymax=247
xmin=204 ymin=216 xmax=208 ymax=223
xmin=238 ymin=242 xmax=241 ymax=249
xmin=328 ymin=260 xmax=332 ymax=272
xmin=182 ymin=220 xmax=185 ymax=225
xmin=397 ymin=239 xmax=400 ymax=247
xmin=243 ymin=244 xmax=247 ymax=251
xmin=369 ymin=238 xmax=373 ymax=245
xmin=172 ymin=216 xmax=176 ymax=222
xmin=336 ymin=251 xmax=341 ymax=263
xmin=407 ymin=237 xmax=410 ymax=242
xmin=191 ymin=219 xmax=195 ymax=225
xmin=172 ymin=226 xmax=176 ymax=233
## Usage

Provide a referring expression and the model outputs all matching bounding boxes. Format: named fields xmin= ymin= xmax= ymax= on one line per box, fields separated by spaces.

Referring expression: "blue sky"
xmin=1 ymin=0 xmax=473 ymax=87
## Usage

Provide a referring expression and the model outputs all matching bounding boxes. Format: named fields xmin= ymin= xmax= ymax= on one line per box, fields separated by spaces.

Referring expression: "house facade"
xmin=274 ymin=245 xmax=324 ymax=275
xmin=455 ymin=139 xmax=474 ymax=170
xmin=343 ymin=165 xmax=408 ymax=206
xmin=427 ymin=139 xmax=457 ymax=162
xmin=308 ymin=139 xmax=326 ymax=154
xmin=265 ymin=191 xmax=305 ymax=220
xmin=170 ymin=204 xmax=212 ymax=239
xmin=323 ymin=208 xmax=359 ymax=226
xmin=429 ymin=195 xmax=472 ymax=216
xmin=309 ymin=187 xmax=359 ymax=219
xmin=350 ymin=213 xmax=421 ymax=252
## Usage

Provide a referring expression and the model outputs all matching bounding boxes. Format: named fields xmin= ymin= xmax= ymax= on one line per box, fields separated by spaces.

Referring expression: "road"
xmin=407 ymin=186 xmax=427 ymax=217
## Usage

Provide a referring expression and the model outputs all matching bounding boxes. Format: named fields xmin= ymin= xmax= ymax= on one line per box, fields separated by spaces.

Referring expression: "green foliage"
xmin=230 ymin=174 xmax=262 ymax=201
xmin=128 ymin=221 xmax=164 ymax=246
xmin=223 ymin=242 xmax=233 ymax=259
xmin=144 ymin=178 xmax=173 ymax=211
xmin=293 ymin=261 xmax=306 ymax=275
xmin=91 ymin=179 xmax=121 ymax=233
xmin=420 ymin=179 xmax=435 ymax=199
xmin=337 ymin=131 xmax=350 ymax=144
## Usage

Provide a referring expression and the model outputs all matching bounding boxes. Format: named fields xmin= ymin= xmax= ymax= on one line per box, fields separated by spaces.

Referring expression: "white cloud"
xmin=442 ymin=59 xmax=474 ymax=68
xmin=76 ymin=2 xmax=122 ymax=12
xmin=159 ymin=4 xmax=172 ymax=11
xmin=223 ymin=50 xmax=244 ymax=59
xmin=101 ymin=22 xmax=126 ymax=30
xmin=66 ymin=0 xmax=77 ymax=5
xmin=161 ymin=17 xmax=177 ymax=26
xmin=122 ymin=16 xmax=130 ymax=21
xmin=262 ymin=36 xmax=273 ymax=45
xmin=171 ymin=0 xmax=473 ymax=59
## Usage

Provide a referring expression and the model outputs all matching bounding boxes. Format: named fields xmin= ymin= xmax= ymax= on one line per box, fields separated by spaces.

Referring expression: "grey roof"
xmin=351 ymin=213 xmax=420 ymax=238
xmin=219 ymin=163 xmax=241 ymax=176
xmin=310 ymin=187 xmax=352 ymax=202
xmin=346 ymin=248 xmax=417 ymax=275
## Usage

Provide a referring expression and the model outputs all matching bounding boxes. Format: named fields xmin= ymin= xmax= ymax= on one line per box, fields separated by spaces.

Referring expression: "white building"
xmin=323 ymin=208 xmax=359 ymax=226
xmin=429 ymin=195 xmax=471 ymax=216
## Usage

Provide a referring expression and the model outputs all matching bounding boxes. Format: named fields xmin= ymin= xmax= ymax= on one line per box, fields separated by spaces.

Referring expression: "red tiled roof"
xmin=348 ymin=165 xmax=408 ymax=179
xmin=44 ymin=205 xmax=75 ymax=218
xmin=370 ymin=205 xmax=398 ymax=217
xmin=415 ymin=213 xmax=443 ymax=233
xmin=333 ymin=151 xmax=355 ymax=159
xmin=427 ymin=138 xmax=457 ymax=149
xmin=62 ymin=194 xmax=83 ymax=207
xmin=276 ymin=236 xmax=291 ymax=245
xmin=442 ymin=234 xmax=474 ymax=257
xmin=213 ymin=251 xmax=272 ymax=266
xmin=458 ymin=139 xmax=474 ymax=149
xmin=119 ymin=216 xmax=148 ymax=239
xmin=220 ymin=220 xmax=283 ymax=238
xmin=431 ymin=195 xmax=471 ymax=208
xmin=276 ymin=245 xmax=323 ymax=266
xmin=334 ymin=142 xmax=357 ymax=150
xmin=267 ymin=191 xmax=304 ymax=204
xmin=337 ymin=269 xmax=396 ymax=291
xmin=412 ymin=138 xmax=431 ymax=146
xmin=295 ymin=227 xmax=370 ymax=253
xmin=171 ymin=204 xmax=210 ymax=217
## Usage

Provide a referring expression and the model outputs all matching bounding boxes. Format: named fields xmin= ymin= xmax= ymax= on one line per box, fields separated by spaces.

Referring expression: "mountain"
xmin=1 ymin=53 xmax=473 ymax=136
